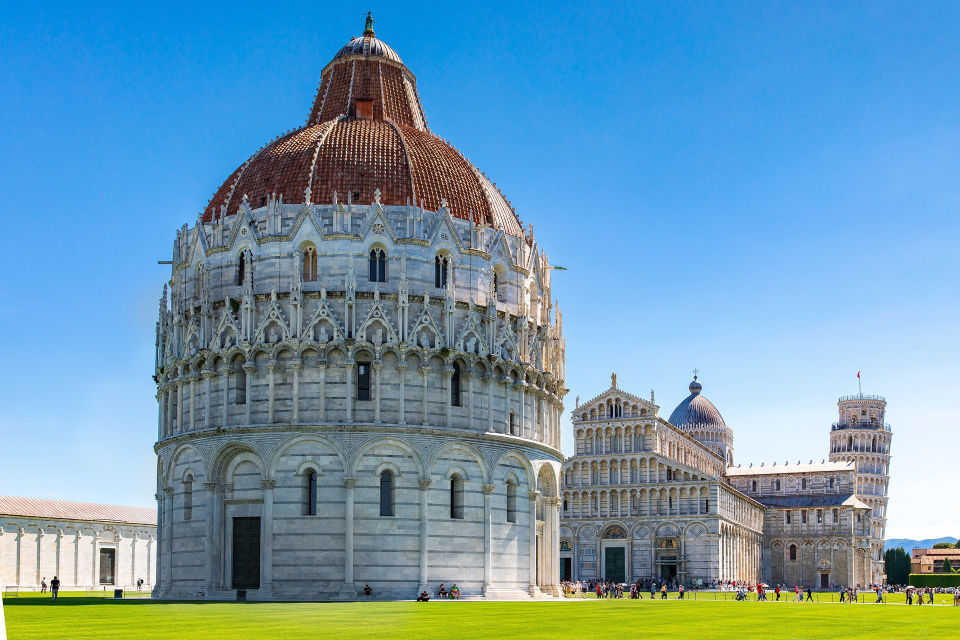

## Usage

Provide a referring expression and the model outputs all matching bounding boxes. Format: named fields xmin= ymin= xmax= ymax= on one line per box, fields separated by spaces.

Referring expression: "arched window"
xmin=183 ymin=475 xmax=193 ymax=521
xmin=234 ymin=367 xmax=247 ymax=405
xmin=357 ymin=361 xmax=371 ymax=401
xmin=237 ymin=251 xmax=247 ymax=286
xmin=450 ymin=474 xmax=464 ymax=519
xmin=379 ymin=471 xmax=394 ymax=516
xmin=368 ymin=248 xmax=386 ymax=282
xmin=450 ymin=363 xmax=461 ymax=406
xmin=303 ymin=247 xmax=318 ymax=282
xmin=434 ymin=255 xmax=448 ymax=288
xmin=789 ymin=544 xmax=797 ymax=561
xmin=506 ymin=481 xmax=517 ymax=523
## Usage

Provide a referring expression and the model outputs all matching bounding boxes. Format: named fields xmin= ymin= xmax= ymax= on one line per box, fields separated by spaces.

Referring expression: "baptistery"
xmin=153 ymin=16 xmax=565 ymax=600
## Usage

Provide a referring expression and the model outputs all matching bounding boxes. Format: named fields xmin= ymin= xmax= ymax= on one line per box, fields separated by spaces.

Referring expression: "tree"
xmin=942 ymin=558 xmax=954 ymax=573
xmin=884 ymin=547 xmax=910 ymax=585
xmin=933 ymin=542 xmax=954 ymax=549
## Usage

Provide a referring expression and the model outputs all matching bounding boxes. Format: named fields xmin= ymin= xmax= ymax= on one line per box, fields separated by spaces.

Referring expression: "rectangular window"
xmin=801 ymin=477 xmax=807 ymax=490
xmin=833 ymin=509 xmax=839 ymax=524
xmin=786 ymin=510 xmax=792 ymax=524
xmin=802 ymin=510 xmax=808 ymax=524
xmin=817 ymin=509 xmax=823 ymax=524
xmin=357 ymin=362 xmax=371 ymax=401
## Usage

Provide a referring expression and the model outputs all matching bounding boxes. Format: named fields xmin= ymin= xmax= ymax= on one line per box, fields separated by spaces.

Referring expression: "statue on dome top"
xmin=364 ymin=12 xmax=375 ymax=37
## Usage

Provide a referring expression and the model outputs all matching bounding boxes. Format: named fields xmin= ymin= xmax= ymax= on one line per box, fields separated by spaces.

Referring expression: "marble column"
xmin=203 ymin=482 xmax=222 ymax=591
xmin=189 ymin=375 xmax=197 ymax=431
xmin=373 ymin=361 xmax=383 ymax=423
xmin=420 ymin=366 xmax=430 ymax=425
xmin=260 ymin=479 xmax=275 ymax=593
xmin=317 ymin=362 xmax=326 ymax=422
xmin=486 ymin=375 xmax=494 ymax=432
xmin=167 ymin=387 xmax=175 ymax=436
xmin=397 ymin=363 xmax=407 ymax=424
xmin=291 ymin=359 xmax=302 ymax=423
xmin=345 ymin=361 xmax=355 ymax=423
xmin=162 ymin=488 xmax=173 ymax=591
xmin=443 ymin=366 xmax=454 ymax=427
xmin=219 ymin=367 xmax=229 ymax=427
xmin=528 ymin=491 xmax=539 ymax=594
xmin=344 ymin=478 xmax=356 ymax=589
xmin=482 ymin=484 xmax=494 ymax=594
xmin=466 ymin=373 xmax=474 ymax=428
xmin=243 ymin=363 xmax=255 ymax=425
xmin=267 ymin=361 xmax=278 ymax=423
xmin=418 ymin=479 xmax=431 ymax=593
xmin=202 ymin=368 xmax=214 ymax=427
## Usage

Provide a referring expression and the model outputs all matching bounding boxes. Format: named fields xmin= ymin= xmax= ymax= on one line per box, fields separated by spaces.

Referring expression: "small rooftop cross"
xmin=692 ymin=368 xmax=699 ymax=381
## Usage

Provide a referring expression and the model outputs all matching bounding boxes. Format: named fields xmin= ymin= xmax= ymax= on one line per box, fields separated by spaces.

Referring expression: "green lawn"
xmin=4 ymin=591 xmax=958 ymax=640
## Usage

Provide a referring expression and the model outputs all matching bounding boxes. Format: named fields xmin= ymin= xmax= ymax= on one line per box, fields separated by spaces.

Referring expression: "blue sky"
xmin=1 ymin=1 xmax=957 ymax=539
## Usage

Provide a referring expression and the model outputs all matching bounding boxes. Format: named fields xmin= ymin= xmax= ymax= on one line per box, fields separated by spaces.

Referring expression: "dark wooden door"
xmin=99 ymin=548 xmax=116 ymax=585
xmin=232 ymin=517 xmax=261 ymax=590
xmin=561 ymin=558 xmax=572 ymax=581
xmin=605 ymin=547 xmax=625 ymax=583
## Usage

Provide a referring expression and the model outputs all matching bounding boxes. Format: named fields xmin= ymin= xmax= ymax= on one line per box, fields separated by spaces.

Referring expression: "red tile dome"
xmin=203 ymin=19 xmax=523 ymax=236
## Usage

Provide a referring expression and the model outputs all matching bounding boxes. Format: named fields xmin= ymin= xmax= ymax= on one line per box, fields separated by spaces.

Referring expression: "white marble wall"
xmin=0 ymin=518 xmax=155 ymax=590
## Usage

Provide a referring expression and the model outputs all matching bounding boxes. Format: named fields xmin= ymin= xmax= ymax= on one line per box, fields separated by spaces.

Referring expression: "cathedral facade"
xmin=153 ymin=18 xmax=564 ymax=601
xmin=560 ymin=377 xmax=889 ymax=588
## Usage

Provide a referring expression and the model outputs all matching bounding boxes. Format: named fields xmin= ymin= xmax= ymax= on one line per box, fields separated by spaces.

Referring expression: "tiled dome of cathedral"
xmin=668 ymin=377 xmax=727 ymax=430
xmin=202 ymin=15 xmax=522 ymax=236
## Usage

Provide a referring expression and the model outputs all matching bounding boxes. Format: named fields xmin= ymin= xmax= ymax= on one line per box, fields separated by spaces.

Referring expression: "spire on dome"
xmin=364 ymin=12 xmax=376 ymax=37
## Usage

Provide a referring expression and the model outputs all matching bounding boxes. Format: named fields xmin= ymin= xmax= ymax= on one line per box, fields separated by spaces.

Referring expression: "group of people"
xmin=39 ymin=576 xmax=60 ymax=601
xmin=561 ymin=579 xmax=685 ymax=600
xmin=415 ymin=583 xmax=460 ymax=601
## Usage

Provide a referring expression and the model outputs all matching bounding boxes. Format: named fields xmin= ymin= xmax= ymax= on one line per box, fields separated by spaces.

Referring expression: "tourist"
xmin=661 ymin=584 xmax=668 ymax=600
xmin=952 ymin=588 xmax=959 ymax=606
xmin=806 ymin=586 xmax=813 ymax=602
xmin=137 ymin=578 xmax=143 ymax=591
xmin=451 ymin=584 xmax=461 ymax=600
xmin=875 ymin=585 xmax=883 ymax=603
xmin=363 ymin=584 xmax=373 ymax=596
xmin=596 ymin=582 xmax=602 ymax=598
xmin=40 ymin=577 xmax=47 ymax=594
xmin=575 ymin=580 xmax=584 ymax=598
xmin=917 ymin=589 xmax=923 ymax=606
xmin=839 ymin=587 xmax=846 ymax=603
xmin=678 ymin=585 xmax=685 ymax=600
xmin=927 ymin=588 xmax=934 ymax=604
xmin=650 ymin=582 xmax=657 ymax=599
xmin=906 ymin=588 xmax=913 ymax=605
xmin=794 ymin=585 xmax=802 ymax=602
xmin=437 ymin=583 xmax=447 ymax=598
xmin=775 ymin=584 xmax=781 ymax=601
xmin=416 ymin=590 xmax=430 ymax=602
xmin=50 ymin=576 xmax=60 ymax=601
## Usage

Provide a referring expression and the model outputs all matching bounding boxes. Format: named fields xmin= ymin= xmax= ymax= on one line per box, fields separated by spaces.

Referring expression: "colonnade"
xmin=562 ymin=486 xmax=713 ymax=519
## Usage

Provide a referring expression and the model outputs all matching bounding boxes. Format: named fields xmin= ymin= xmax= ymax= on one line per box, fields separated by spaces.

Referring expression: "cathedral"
xmin=559 ymin=375 xmax=891 ymax=588
xmin=152 ymin=16 xmax=564 ymax=601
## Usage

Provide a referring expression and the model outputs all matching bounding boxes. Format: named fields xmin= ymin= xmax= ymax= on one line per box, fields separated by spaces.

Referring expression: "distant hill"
xmin=885 ymin=536 xmax=958 ymax=552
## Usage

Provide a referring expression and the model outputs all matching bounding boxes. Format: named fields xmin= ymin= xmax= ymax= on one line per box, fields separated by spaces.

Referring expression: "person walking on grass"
xmin=875 ymin=585 xmax=884 ymax=604
xmin=50 ymin=576 xmax=60 ymax=601
xmin=40 ymin=578 xmax=47 ymax=594
xmin=661 ymin=584 xmax=668 ymax=600
xmin=806 ymin=587 xmax=812 ymax=602
xmin=775 ymin=584 xmax=781 ymax=601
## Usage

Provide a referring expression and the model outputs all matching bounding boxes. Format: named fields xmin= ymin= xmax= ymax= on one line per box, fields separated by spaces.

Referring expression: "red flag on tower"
xmin=857 ymin=371 xmax=861 ymax=379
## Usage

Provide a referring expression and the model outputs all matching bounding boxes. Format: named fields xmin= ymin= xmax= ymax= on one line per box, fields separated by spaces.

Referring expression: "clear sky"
xmin=1 ymin=2 xmax=957 ymax=540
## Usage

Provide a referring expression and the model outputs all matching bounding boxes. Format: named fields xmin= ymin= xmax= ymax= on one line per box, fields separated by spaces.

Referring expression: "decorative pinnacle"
xmin=363 ymin=12 xmax=375 ymax=37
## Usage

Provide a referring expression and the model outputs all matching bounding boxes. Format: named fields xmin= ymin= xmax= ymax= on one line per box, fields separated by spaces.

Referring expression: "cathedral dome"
xmin=201 ymin=17 xmax=522 ymax=237
xmin=668 ymin=378 xmax=726 ymax=430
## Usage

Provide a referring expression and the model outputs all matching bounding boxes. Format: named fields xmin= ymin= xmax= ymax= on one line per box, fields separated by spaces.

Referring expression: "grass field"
xmin=4 ymin=591 xmax=958 ymax=640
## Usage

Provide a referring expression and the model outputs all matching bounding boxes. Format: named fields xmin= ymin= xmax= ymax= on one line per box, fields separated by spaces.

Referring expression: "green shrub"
xmin=908 ymin=574 xmax=960 ymax=588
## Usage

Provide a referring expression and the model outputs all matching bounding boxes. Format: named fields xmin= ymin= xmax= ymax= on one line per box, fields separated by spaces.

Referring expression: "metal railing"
xmin=838 ymin=394 xmax=886 ymax=402
xmin=831 ymin=422 xmax=892 ymax=432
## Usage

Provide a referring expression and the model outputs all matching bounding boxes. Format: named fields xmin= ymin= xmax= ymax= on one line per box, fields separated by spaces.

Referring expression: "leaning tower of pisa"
xmin=828 ymin=392 xmax=892 ymax=584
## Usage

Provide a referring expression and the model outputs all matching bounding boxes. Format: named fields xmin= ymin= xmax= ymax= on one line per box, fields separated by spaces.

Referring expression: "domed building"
xmin=153 ymin=16 xmax=565 ymax=601
xmin=559 ymin=375 xmax=877 ymax=590
xmin=668 ymin=376 xmax=734 ymax=466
